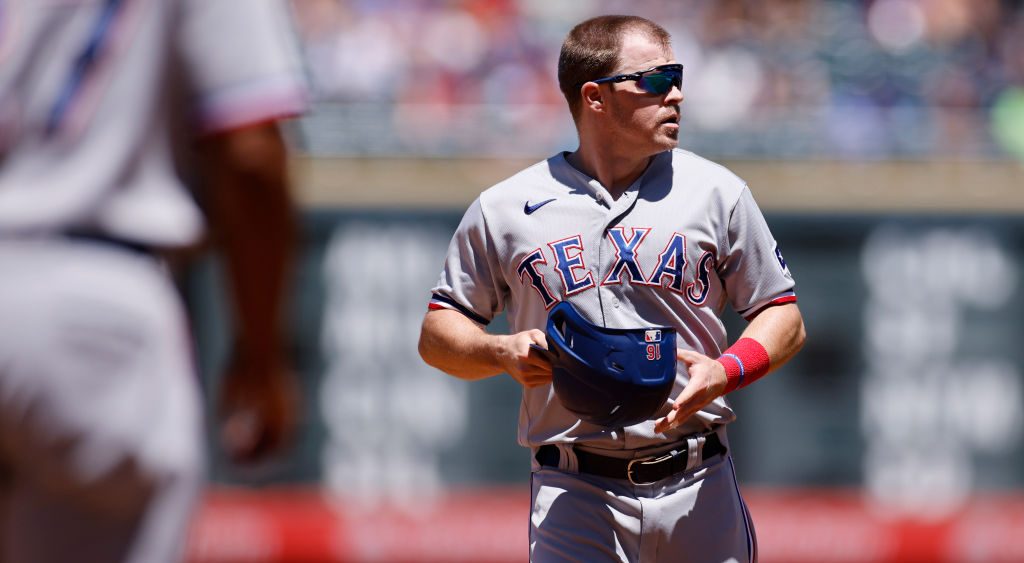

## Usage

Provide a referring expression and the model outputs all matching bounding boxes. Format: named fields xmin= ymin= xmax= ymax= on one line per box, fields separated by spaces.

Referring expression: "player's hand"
xmin=217 ymin=348 xmax=299 ymax=464
xmin=654 ymin=349 xmax=728 ymax=433
xmin=495 ymin=330 xmax=553 ymax=388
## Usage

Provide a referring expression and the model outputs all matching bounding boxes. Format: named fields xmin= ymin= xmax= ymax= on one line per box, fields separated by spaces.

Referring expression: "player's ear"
xmin=580 ymin=82 xmax=604 ymax=114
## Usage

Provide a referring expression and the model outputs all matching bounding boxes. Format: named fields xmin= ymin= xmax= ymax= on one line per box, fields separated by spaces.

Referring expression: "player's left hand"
xmin=653 ymin=349 xmax=728 ymax=433
xmin=218 ymin=349 xmax=299 ymax=464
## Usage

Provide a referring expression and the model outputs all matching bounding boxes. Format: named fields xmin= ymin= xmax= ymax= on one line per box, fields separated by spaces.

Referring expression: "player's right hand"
xmin=654 ymin=349 xmax=728 ymax=433
xmin=495 ymin=330 xmax=553 ymax=388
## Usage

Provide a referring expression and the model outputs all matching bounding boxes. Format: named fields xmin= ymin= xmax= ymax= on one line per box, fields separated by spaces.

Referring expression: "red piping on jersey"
xmin=743 ymin=294 xmax=797 ymax=321
xmin=428 ymin=294 xmax=491 ymax=325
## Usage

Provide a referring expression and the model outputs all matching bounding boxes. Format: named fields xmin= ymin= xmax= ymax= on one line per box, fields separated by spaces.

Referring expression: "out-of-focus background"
xmin=184 ymin=1 xmax=1024 ymax=562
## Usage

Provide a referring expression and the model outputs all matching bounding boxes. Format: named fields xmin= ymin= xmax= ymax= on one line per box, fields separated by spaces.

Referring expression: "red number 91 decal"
xmin=646 ymin=344 xmax=661 ymax=361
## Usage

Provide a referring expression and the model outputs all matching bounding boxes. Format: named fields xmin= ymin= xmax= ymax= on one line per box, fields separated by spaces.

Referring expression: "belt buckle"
xmin=626 ymin=450 xmax=676 ymax=486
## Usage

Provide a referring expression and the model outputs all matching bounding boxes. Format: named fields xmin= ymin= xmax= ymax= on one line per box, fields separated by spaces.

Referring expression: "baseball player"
xmin=419 ymin=15 xmax=805 ymax=563
xmin=0 ymin=1 xmax=305 ymax=562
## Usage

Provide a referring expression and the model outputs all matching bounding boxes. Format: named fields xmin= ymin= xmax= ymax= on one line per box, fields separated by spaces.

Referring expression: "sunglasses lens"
xmin=639 ymin=69 xmax=682 ymax=94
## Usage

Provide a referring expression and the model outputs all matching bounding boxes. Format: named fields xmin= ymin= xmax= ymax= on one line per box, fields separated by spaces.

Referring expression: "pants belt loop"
xmin=685 ymin=434 xmax=707 ymax=472
xmin=556 ymin=443 xmax=579 ymax=474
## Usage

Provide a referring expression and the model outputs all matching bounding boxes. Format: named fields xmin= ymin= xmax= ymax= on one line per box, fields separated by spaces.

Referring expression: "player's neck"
xmin=567 ymin=143 xmax=654 ymax=200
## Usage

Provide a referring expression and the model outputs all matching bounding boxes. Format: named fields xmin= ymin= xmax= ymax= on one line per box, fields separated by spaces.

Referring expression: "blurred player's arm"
xmin=195 ymin=121 xmax=298 ymax=463
xmin=419 ymin=308 xmax=552 ymax=388
xmin=655 ymin=302 xmax=805 ymax=433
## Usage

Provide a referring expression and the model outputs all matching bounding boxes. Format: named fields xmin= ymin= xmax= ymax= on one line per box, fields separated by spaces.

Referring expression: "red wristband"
xmin=717 ymin=338 xmax=770 ymax=393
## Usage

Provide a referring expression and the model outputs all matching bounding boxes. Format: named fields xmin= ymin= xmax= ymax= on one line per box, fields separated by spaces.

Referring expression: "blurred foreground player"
xmin=420 ymin=15 xmax=805 ymax=562
xmin=0 ymin=1 xmax=305 ymax=561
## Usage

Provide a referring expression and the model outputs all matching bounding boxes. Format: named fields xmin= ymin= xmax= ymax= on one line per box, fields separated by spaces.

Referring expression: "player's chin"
xmin=655 ymin=130 xmax=679 ymax=150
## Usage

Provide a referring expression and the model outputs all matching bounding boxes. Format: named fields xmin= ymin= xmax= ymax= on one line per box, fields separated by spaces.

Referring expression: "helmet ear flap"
xmin=546 ymin=307 xmax=571 ymax=353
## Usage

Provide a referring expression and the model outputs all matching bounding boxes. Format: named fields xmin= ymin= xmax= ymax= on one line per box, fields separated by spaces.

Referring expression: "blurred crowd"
xmin=289 ymin=0 xmax=1024 ymax=159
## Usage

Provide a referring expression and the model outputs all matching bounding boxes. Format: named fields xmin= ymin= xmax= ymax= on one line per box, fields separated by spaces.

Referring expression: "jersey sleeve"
xmin=429 ymin=197 xmax=506 ymax=325
xmin=717 ymin=186 xmax=797 ymax=319
xmin=177 ymin=0 xmax=307 ymax=134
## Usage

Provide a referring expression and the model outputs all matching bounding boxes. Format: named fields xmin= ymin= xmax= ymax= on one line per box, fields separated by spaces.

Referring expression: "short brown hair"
xmin=557 ymin=15 xmax=672 ymax=120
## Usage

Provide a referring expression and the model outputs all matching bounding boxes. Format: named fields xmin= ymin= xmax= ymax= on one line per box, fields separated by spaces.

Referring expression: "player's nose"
xmin=664 ymin=84 xmax=684 ymax=105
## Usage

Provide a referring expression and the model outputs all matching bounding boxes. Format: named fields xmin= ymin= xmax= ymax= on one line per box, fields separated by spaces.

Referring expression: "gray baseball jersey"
xmin=0 ymin=1 xmax=305 ymax=562
xmin=0 ymin=0 xmax=306 ymax=246
xmin=430 ymin=149 xmax=796 ymax=451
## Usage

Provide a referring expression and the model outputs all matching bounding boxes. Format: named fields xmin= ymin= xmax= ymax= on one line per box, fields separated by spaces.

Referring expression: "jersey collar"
xmin=555 ymin=150 xmax=671 ymax=210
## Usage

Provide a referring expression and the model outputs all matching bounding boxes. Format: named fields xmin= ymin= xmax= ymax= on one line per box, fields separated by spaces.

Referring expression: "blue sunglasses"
xmin=589 ymin=63 xmax=684 ymax=95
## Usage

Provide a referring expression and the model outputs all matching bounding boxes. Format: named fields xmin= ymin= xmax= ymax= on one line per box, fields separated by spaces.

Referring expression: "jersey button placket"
xmin=600 ymin=188 xmax=637 ymax=314
xmin=590 ymin=210 xmax=614 ymax=320
xmin=597 ymin=208 xmax=620 ymax=317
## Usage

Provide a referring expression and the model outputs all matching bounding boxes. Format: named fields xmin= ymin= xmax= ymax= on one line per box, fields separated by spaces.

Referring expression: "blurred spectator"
xmin=289 ymin=0 xmax=1024 ymax=159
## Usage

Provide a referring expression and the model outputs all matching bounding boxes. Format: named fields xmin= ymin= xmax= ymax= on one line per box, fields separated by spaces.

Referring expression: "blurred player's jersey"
xmin=0 ymin=0 xmax=306 ymax=247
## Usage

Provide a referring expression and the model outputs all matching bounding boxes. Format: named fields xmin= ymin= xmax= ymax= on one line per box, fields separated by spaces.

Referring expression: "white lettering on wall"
xmin=320 ymin=221 xmax=468 ymax=504
xmin=860 ymin=226 xmax=1022 ymax=518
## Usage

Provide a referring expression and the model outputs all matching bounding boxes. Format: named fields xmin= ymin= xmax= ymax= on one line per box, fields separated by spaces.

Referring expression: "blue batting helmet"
xmin=543 ymin=301 xmax=677 ymax=428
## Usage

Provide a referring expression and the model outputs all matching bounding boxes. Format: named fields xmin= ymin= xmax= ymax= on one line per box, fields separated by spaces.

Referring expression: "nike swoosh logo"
xmin=524 ymin=198 xmax=556 ymax=215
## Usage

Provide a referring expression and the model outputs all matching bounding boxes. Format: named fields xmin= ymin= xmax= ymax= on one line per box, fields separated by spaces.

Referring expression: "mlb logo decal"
xmin=645 ymin=330 xmax=662 ymax=343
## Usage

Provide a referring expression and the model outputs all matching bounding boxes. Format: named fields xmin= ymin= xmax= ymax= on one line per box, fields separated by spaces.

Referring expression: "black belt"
xmin=536 ymin=432 xmax=727 ymax=486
